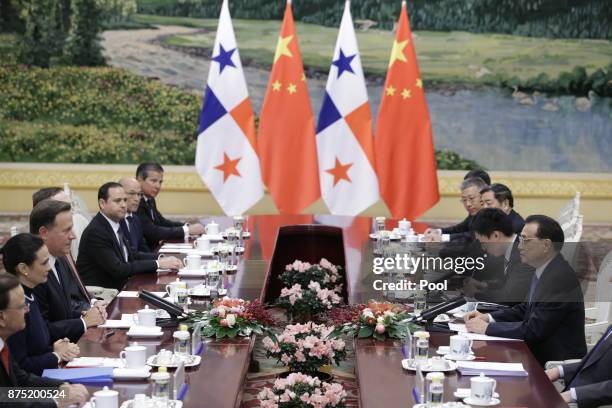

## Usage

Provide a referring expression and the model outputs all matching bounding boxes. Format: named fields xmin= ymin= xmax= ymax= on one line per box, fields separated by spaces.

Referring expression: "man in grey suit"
xmin=546 ymin=325 xmax=612 ymax=407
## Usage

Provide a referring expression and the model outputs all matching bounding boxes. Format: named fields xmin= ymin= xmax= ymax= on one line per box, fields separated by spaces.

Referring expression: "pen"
xmin=411 ymin=387 xmax=420 ymax=404
xmin=104 ymin=330 xmax=116 ymax=338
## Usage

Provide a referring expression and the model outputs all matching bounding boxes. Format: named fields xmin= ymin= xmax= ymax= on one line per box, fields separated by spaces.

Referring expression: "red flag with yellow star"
xmin=258 ymin=1 xmax=320 ymax=214
xmin=374 ymin=2 xmax=439 ymax=220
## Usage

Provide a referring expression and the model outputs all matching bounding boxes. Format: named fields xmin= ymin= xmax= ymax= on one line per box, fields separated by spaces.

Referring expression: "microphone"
xmin=139 ymin=290 xmax=186 ymax=318
xmin=413 ymin=295 xmax=466 ymax=323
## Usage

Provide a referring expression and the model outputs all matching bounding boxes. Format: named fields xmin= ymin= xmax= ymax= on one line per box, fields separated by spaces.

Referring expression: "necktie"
xmin=147 ymin=199 xmax=155 ymax=221
xmin=126 ymin=215 xmax=133 ymax=232
xmin=528 ymin=275 xmax=539 ymax=303
xmin=65 ymin=255 xmax=91 ymax=302
xmin=1 ymin=346 xmax=10 ymax=375
xmin=503 ymin=258 xmax=511 ymax=275
xmin=116 ymin=228 xmax=129 ymax=262
xmin=568 ymin=326 xmax=612 ymax=388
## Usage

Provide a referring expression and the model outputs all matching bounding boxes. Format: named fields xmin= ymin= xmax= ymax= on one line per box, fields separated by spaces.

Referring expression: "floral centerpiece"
xmin=186 ymin=297 xmax=275 ymax=338
xmin=277 ymin=259 xmax=344 ymax=321
xmin=262 ymin=322 xmax=347 ymax=375
xmin=258 ymin=372 xmax=347 ymax=408
xmin=326 ymin=301 xmax=417 ymax=341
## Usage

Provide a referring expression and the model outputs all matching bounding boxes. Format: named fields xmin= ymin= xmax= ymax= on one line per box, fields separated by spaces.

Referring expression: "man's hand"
xmin=158 ymin=256 xmax=183 ymax=270
xmin=57 ymin=383 xmax=89 ymax=408
xmin=464 ymin=310 xmax=488 ymax=322
xmin=465 ymin=317 xmax=489 ymax=334
xmin=546 ymin=367 xmax=561 ymax=382
xmin=188 ymin=223 xmax=206 ymax=236
xmin=423 ymin=228 xmax=442 ymax=242
xmin=92 ymin=301 xmax=108 ymax=320
xmin=561 ymin=390 xmax=573 ymax=404
xmin=83 ymin=306 xmax=105 ymax=327
xmin=53 ymin=339 xmax=79 ymax=362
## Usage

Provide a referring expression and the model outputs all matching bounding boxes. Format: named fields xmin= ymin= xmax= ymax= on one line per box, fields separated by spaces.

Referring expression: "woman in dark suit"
xmin=2 ymin=233 xmax=80 ymax=375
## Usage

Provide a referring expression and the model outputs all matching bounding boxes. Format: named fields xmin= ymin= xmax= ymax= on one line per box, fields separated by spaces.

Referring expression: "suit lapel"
xmin=97 ymin=213 xmax=126 ymax=262
xmin=582 ymin=328 xmax=612 ymax=370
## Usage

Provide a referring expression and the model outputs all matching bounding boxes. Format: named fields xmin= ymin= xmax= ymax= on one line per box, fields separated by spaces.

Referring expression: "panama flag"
xmin=316 ymin=1 xmax=379 ymax=215
xmin=195 ymin=0 xmax=264 ymax=215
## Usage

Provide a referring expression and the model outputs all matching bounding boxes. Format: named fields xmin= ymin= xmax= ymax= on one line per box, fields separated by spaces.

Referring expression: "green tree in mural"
xmin=64 ymin=0 xmax=105 ymax=66
xmin=17 ymin=0 xmax=65 ymax=67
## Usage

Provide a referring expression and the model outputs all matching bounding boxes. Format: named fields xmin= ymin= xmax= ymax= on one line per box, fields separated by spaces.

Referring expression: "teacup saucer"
xmin=444 ymin=353 xmax=476 ymax=361
xmin=454 ymin=389 xmax=499 ymax=399
xmin=463 ymin=397 xmax=500 ymax=406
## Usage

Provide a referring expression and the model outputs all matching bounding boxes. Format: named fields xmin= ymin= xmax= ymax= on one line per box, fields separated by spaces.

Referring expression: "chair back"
xmin=262 ymin=224 xmax=348 ymax=304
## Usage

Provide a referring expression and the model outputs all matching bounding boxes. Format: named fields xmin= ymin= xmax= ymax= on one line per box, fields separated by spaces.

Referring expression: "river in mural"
xmin=102 ymin=27 xmax=612 ymax=173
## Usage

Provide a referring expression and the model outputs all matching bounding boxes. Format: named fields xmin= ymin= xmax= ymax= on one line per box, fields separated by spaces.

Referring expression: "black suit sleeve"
xmin=136 ymin=205 xmax=184 ymax=247
xmin=7 ymin=331 xmax=58 ymax=377
xmin=575 ymin=380 xmax=612 ymax=408
xmin=31 ymin=285 xmax=85 ymax=343
xmin=441 ymin=216 xmax=473 ymax=242
xmin=87 ymin=226 xmax=157 ymax=282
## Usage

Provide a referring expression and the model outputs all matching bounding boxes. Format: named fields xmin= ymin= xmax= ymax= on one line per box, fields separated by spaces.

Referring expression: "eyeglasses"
xmin=126 ymin=192 xmax=144 ymax=198
xmin=518 ymin=236 xmax=539 ymax=245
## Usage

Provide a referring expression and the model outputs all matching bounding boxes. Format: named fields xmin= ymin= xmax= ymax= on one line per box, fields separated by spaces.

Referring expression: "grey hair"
xmin=460 ymin=177 xmax=488 ymax=192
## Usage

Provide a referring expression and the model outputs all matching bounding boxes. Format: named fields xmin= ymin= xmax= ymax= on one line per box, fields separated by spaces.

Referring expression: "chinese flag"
xmin=258 ymin=2 xmax=320 ymax=214
xmin=375 ymin=3 xmax=439 ymax=220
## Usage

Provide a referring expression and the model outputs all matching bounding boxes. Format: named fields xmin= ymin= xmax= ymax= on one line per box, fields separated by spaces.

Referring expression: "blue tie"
xmin=528 ymin=275 xmax=539 ymax=303
xmin=568 ymin=326 xmax=612 ymax=388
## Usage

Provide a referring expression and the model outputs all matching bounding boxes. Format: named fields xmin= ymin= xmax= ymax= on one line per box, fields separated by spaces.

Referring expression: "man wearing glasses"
xmin=119 ymin=177 xmax=151 ymax=253
xmin=465 ymin=215 xmax=586 ymax=366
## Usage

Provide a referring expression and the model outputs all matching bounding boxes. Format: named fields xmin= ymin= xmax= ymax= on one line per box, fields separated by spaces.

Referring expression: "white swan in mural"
xmin=518 ymin=91 xmax=540 ymax=106
xmin=512 ymin=85 xmax=528 ymax=100
xmin=575 ymin=90 xmax=596 ymax=112
xmin=542 ymin=98 xmax=560 ymax=112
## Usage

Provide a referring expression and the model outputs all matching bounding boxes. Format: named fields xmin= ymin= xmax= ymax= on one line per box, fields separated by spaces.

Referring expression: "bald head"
xmin=119 ymin=177 xmax=142 ymax=213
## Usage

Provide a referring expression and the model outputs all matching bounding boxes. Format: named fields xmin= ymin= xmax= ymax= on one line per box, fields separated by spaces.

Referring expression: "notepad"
xmin=66 ymin=358 xmax=123 ymax=368
xmin=461 ymin=333 xmax=523 ymax=342
xmin=448 ymin=323 xmax=468 ymax=332
xmin=456 ymin=361 xmax=528 ymax=376
xmin=117 ymin=291 xmax=166 ymax=298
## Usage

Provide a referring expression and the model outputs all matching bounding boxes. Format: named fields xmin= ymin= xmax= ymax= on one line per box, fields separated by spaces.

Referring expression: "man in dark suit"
xmin=136 ymin=162 xmax=205 ymax=250
xmin=481 ymin=183 xmax=525 ymax=234
xmin=546 ymin=325 xmax=612 ymax=407
xmin=425 ymin=176 xmax=488 ymax=243
xmin=463 ymin=208 xmax=534 ymax=306
xmin=77 ymin=182 xmax=182 ymax=290
xmin=119 ymin=177 xmax=151 ymax=253
xmin=465 ymin=215 xmax=586 ymax=366
xmin=0 ymin=274 xmax=89 ymax=407
xmin=29 ymin=200 xmax=106 ymax=342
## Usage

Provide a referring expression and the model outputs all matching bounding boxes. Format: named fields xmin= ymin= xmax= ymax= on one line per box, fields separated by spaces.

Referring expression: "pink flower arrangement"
xmin=262 ymin=322 xmax=347 ymax=375
xmin=258 ymin=372 xmax=347 ymax=408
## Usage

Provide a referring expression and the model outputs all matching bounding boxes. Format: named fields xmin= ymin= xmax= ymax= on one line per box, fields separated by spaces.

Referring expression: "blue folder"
xmin=42 ymin=367 xmax=114 ymax=385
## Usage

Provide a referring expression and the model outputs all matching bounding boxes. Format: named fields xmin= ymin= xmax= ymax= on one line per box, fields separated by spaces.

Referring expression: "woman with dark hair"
xmin=1 ymin=233 xmax=80 ymax=376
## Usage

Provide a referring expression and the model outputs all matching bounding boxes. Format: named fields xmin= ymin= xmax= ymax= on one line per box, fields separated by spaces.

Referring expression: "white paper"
xmin=161 ymin=243 xmax=193 ymax=249
xmin=117 ymin=291 xmax=166 ymax=298
xmin=462 ymin=333 xmax=523 ymax=342
xmin=99 ymin=319 xmax=133 ymax=328
xmin=448 ymin=323 xmax=467 ymax=333
xmin=66 ymin=357 xmax=123 ymax=368
xmin=457 ymin=361 xmax=528 ymax=376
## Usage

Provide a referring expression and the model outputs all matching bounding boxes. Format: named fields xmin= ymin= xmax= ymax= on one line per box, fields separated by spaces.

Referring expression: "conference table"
xmin=76 ymin=214 xmax=566 ymax=407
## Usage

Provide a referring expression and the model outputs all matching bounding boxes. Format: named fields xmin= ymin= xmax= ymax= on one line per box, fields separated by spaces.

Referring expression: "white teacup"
xmin=183 ymin=254 xmax=201 ymax=270
xmin=429 ymin=357 xmax=447 ymax=370
xmin=471 ymin=375 xmax=497 ymax=404
xmin=133 ymin=306 xmax=156 ymax=328
xmin=165 ymin=279 xmax=183 ymax=300
xmin=450 ymin=335 xmax=473 ymax=356
xmin=156 ymin=349 xmax=174 ymax=365
xmin=195 ymin=236 xmax=210 ymax=251
xmin=398 ymin=218 xmax=411 ymax=232
xmin=132 ymin=394 xmax=147 ymax=408
xmin=205 ymin=221 xmax=219 ymax=235
xmin=119 ymin=343 xmax=147 ymax=369
xmin=90 ymin=386 xmax=118 ymax=408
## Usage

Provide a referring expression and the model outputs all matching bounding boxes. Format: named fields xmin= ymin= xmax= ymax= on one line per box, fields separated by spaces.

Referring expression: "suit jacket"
xmin=486 ymin=253 xmax=586 ymax=365
xmin=137 ymin=197 xmax=184 ymax=249
xmin=562 ymin=326 xmax=612 ymax=408
xmin=509 ymin=209 xmax=525 ymax=234
xmin=33 ymin=256 xmax=86 ymax=343
xmin=0 ymin=341 xmax=63 ymax=408
xmin=475 ymin=237 xmax=535 ymax=306
xmin=441 ymin=215 xmax=474 ymax=242
xmin=7 ymin=287 xmax=58 ymax=376
xmin=124 ymin=213 xmax=151 ymax=253
xmin=77 ymin=212 xmax=157 ymax=290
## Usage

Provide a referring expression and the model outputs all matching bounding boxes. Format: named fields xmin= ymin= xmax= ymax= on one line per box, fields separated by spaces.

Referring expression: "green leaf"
xmin=357 ymin=326 xmax=373 ymax=338
xmin=372 ymin=332 xmax=385 ymax=341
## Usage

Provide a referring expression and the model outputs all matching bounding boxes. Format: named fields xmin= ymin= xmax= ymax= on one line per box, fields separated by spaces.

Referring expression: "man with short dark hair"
xmin=77 ymin=182 xmax=182 ymax=290
xmin=464 ymin=208 xmax=534 ymax=305
xmin=464 ymin=168 xmax=491 ymax=185
xmin=0 ymin=274 xmax=89 ymax=408
xmin=465 ymin=215 xmax=586 ymax=365
xmin=480 ymin=183 xmax=524 ymax=233
xmin=136 ymin=162 xmax=206 ymax=249
xmin=30 ymin=200 xmax=106 ymax=343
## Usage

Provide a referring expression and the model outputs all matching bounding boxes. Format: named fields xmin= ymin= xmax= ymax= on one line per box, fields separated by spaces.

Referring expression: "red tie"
xmin=66 ymin=255 xmax=91 ymax=302
xmin=1 ymin=345 xmax=10 ymax=375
